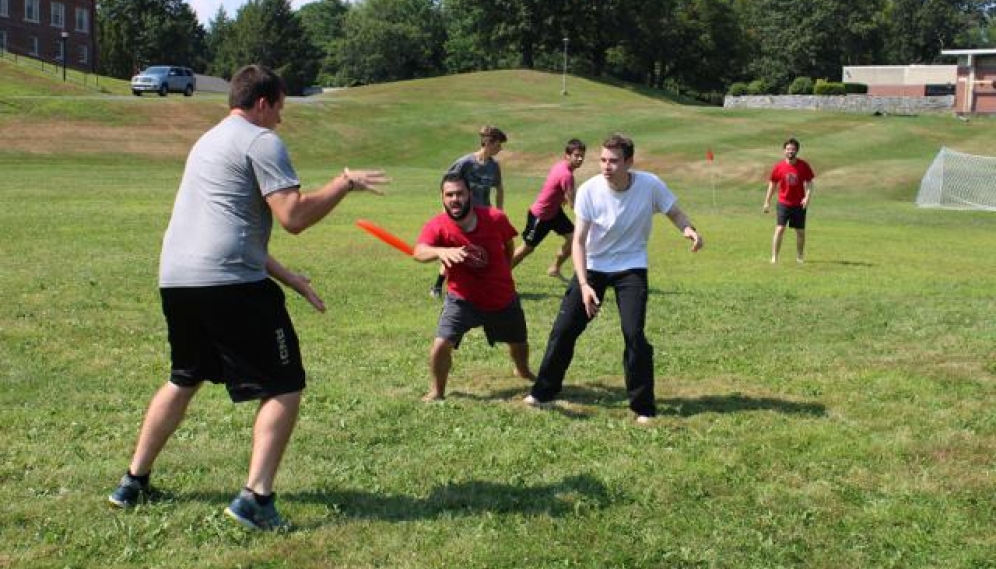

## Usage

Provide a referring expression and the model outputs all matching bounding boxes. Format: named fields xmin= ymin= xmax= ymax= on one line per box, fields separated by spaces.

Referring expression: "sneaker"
xmin=224 ymin=489 xmax=290 ymax=531
xmin=636 ymin=415 xmax=653 ymax=425
xmin=523 ymin=394 xmax=552 ymax=408
xmin=108 ymin=473 xmax=151 ymax=508
xmin=429 ymin=285 xmax=442 ymax=299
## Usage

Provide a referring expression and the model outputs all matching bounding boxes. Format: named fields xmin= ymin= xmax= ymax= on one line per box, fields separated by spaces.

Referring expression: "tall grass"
xmin=1 ymin=69 xmax=994 ymax=568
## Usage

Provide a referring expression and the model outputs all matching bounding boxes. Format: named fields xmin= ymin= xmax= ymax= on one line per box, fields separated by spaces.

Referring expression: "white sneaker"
xmin=635 ymin=415 xmax=653 ymax=425
xmin=523 ymin=395 xmax=552 ymax=408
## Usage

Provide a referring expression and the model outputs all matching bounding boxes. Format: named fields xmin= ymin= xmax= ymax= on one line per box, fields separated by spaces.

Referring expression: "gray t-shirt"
xmin=447 ymin=153 xmax=502 ymax=207
xmin=159 ymin=114 xmax=299 ymax=287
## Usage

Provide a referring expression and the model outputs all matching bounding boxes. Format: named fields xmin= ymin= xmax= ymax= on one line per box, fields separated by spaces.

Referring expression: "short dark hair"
xmin=565 ymin=138 xmax=586 ymax=154
xmin=784 ymin=138 xmax=801 ymax=150
xmin=479 ymin=125 xmax=508 ymax=145
xmin=440 ymin=171 xmax=468 ymax=191
xmin=228 ymin=64 xmax=286 ymax=110
xmin=602 ymin=133 xmax=634 ymax=160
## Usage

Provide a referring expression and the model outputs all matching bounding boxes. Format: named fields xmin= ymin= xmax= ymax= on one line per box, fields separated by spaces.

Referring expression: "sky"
xmin=187 ymin=0 xmax=319 ymax=25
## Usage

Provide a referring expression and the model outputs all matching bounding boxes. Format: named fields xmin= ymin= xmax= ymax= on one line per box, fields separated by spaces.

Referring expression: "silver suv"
xmin=131 ymin=66 xmax=196 ymax=97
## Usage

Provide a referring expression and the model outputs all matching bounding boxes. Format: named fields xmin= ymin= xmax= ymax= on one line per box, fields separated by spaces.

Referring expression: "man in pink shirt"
xmin=511 ymin=139 xmax=586 ymax=280
xmin=763 ymin=138 xmax=815 ymax=264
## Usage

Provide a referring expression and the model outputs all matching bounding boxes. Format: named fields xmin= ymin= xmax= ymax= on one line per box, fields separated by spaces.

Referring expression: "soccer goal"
xmin=916 ymin=147 xmax=996 ymax=211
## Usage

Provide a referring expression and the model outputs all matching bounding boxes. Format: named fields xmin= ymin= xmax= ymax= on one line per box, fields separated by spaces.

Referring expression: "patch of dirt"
xmin=1 ymin=101 xmax=221 ymax=158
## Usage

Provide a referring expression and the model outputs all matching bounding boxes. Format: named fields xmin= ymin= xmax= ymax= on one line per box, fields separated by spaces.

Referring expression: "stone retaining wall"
xmin=724 ymin=94 xmax=954 ymax=114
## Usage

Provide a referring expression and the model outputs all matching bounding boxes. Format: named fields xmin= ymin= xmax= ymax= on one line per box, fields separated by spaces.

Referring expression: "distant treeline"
xmin=97 ymin=0 xmax=996 ymax=99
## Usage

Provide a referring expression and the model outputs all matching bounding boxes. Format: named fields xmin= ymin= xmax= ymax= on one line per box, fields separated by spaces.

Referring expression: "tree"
xmin=884 ymin=0 xmax=987 ymax=63
xmin=204 ymin=5 xmax=234 ymax=78
xmin=211 ymin=0 xmax=321 ymax=94
xmin=334 ymin=0 xmax=445 ymax=85
xmin=97 ymin=0 xmax=205 ymax=79
xmin=297 ymin=0 xmax=351 ymax=85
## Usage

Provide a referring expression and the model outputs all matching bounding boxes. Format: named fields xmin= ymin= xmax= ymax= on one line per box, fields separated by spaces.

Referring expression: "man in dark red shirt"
xmin=414 ymin=172 xmax=534 ymax=401
xmin=763 ymin=138 xmax=815 ymax=264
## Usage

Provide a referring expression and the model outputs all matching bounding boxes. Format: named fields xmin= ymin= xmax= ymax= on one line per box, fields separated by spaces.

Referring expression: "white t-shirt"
xmin=574 ymin=170 xmax=676 ymax=272
xmin=159 ymin=115 xmax=300 ymax=287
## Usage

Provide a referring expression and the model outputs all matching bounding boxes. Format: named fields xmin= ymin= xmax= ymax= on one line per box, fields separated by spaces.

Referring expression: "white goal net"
xmin=916 ymin=147 xmax=996 ymax=211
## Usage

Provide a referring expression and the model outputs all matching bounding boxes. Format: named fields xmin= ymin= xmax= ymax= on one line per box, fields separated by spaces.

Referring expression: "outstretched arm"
xmin=413 ymin=243 xmax=469 ymax=268
xmin=665 ymin=205 xmax=703 ymax=252
xmin=266 ymin=168 xmax=390 ymax=234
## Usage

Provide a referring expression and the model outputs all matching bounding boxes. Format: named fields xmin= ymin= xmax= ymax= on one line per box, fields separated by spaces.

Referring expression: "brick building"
xmin=0 ymin=0 xmax=97 ymax=72
xmin=942 ymin=49 xmax=996 ymax=115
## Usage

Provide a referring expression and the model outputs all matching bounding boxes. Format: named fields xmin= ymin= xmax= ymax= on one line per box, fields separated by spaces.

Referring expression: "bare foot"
xmin=514 ymin=368 xmax=536 ymax=381
xmin=546 ymin=267 xmax=568 ymax=282
xmin=421 ymin=391 xmax=445 ymax=402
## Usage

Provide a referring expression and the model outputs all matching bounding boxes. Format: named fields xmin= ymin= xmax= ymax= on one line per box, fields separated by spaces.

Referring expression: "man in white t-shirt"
xmin=525 ymin=134 xmax=703 ymax=423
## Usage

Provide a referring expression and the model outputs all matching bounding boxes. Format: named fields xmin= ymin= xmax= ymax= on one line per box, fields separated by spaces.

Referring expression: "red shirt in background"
xmin=769 ymin=159 xmax=815 ymax=207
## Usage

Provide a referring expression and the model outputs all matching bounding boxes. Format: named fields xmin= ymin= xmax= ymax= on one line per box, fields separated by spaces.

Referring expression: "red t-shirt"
xmin=769 ymin=158 xmax=815 ymax=207
xmin=417 ymin=207 xmax=518 ymax=311
xmin=529 ymin=160 xmax=574 ymax=221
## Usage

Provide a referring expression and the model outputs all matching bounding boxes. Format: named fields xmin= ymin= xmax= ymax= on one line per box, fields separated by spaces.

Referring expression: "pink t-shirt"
xmin=417 ymin=207 xmax=518 ymax=311
xmin=529 ymin=160 xmax=574 ymax=221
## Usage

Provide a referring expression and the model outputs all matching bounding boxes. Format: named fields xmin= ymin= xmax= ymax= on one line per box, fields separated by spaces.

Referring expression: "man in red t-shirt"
xmin=511 ymin=139 xmax=586 ymax=280
xmin=414 ymin=172 xmax=535 ymax=401
xmin=763 ymin=138 xmax=815 ymax=264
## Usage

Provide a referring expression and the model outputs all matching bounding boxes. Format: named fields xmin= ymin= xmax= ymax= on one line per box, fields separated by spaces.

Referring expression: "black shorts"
xmin=776 ymin=203 xmax=807 ymax=229
xmin=161 ymin=279 xmax=306 ymax=402
xmin=436 ymin=294 xmax=528 ymax=349
xmin=521 ymin=209 xmax=574 ymax=247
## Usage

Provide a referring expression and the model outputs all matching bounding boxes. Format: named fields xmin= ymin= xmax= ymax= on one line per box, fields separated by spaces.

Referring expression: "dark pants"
xmin=530 ymin=269 xmax=656 ymax=416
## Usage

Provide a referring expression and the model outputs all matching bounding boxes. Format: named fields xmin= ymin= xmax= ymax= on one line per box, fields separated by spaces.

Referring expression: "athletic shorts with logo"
xmin=160 ymin=279 xmax=306 ymax=402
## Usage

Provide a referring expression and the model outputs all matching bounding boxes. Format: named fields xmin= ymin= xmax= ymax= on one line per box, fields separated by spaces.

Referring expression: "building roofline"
xmin=942 ymin=49 xmax=996 ymax=56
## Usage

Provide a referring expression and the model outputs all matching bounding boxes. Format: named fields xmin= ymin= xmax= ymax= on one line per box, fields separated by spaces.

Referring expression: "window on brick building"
xmin=75 ymin=6 xmax=88 ymax=32
xmin=51 ymin=2 xmax=64 ymax=28
xmin=24 ymin=0 xmax=40 ymax=22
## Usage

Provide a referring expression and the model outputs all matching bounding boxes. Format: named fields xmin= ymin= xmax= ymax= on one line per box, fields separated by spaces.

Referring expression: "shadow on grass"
xmin=808 ymin=260 xmax=875 ymax=267
xmin=505 ymin=381 xmax=825 ymax=418
xmin=453 ymin=387 xmax=594 ymax=420
xmin=166 ymin=474 xmax=612 ymax=529
xmin=284 ymin=473 xmax=611 ymax=527
xmin=660 ymin=393 xmax=826 ymax=417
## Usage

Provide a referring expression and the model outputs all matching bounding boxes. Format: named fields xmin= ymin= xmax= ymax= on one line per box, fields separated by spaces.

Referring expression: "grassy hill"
xmin=1 ymin=66 xmax=994 ymax=568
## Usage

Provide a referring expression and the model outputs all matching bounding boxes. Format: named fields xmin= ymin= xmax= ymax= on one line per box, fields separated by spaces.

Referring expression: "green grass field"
xmin=1 ymin=63 xmax=994 ymax=568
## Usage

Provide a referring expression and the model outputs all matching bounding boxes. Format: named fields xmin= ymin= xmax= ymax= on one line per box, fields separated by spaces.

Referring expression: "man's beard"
xmin=446 ymin=201 xmax=471 ymax=220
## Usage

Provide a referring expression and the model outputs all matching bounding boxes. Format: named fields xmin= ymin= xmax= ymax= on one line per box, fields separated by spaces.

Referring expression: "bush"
xmin=747 ymin=79 xmax=772 ymax=95
xmin=814 ymin=79 xmax=846 ymax=95
xmin=843 ymin=82 xmax=868 ymax=94
xmin=727 ymin=82 xmax=750 ymax=96
xmin=788 ymin=76 xmax=814 ymax=95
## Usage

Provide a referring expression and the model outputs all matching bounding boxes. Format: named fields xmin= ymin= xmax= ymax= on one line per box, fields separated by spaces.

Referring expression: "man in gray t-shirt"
xmin=445 ymin=125 xmax=506 ymax=209
xmin=108 ymin=65 xmax=387 ymax=531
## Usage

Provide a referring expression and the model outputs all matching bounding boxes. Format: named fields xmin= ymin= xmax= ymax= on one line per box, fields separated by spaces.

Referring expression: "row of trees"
xmin=96 ymin=0 xmax=996 ymax=98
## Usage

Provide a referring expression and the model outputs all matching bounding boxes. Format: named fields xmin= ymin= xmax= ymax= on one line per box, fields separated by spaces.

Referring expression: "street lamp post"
xmin=60 ymin=31 xmax=68 ymax=82
xmin=561 ymin=37 xmax=569 ymax=96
